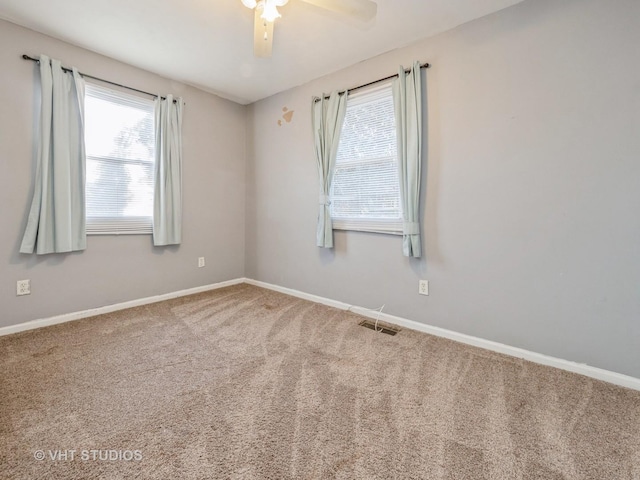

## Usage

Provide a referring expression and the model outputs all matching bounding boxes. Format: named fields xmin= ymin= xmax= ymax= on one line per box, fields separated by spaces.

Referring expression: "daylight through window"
xmin=84 ymin=84 xmax=155 ymax=235
xmin=330 ymin=83 xmax=402 ymax=234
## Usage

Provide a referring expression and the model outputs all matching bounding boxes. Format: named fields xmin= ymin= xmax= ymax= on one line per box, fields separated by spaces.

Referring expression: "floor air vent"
xmin=358 ymin=319 xmax=399 ymax=336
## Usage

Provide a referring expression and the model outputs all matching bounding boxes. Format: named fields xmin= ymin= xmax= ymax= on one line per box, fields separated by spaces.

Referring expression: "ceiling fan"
xmin=241 ymin=0 xmax=377 ymax=58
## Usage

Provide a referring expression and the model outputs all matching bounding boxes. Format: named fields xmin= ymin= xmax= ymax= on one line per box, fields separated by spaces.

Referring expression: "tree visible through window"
xmin=84 ymin=84 xmax=155 ymax=235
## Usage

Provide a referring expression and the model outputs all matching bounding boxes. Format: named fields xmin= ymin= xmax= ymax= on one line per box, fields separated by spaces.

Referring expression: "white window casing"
xmin=84 ymin=83 xmax=156 ymax=235
xmin=330 ymin=83 xmax=402 ymax=235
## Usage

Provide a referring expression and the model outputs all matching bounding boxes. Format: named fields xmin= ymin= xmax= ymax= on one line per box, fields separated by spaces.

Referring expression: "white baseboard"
xmin=0 ymin=278 xmax=246 ymax=337
xmin=245 ymin=279 xmax=640 ymax=391
xmin=3 ymin=276 xmax=638 ymax=391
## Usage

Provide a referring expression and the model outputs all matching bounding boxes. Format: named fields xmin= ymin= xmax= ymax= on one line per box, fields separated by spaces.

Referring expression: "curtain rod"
xmin=314 ymin=62 xmax=430 ymax=102
xmin=22 ymin=54 xmax=176 ymax=102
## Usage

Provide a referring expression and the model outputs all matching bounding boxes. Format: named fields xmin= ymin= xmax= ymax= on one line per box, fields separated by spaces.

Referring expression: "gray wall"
xmin=0 ymin=19 xmax=246 ymax=327
xmin=246 ymin=0 xmax=640 ymax=377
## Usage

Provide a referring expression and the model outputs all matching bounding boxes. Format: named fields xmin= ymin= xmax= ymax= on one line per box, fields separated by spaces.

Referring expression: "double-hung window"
xmin=330 ymin=83 xmax=402 ymax=235
xmin=84 ymin=84 xmax=156 ymax=235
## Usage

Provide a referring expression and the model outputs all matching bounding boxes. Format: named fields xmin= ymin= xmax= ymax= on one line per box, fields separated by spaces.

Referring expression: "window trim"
xmin=332 ymin=219 xmax=403 ymax=235
xmin=84 ymin=82 xmax=156 ymax=236
xmin=330 ymin=82 xmax=402 ymax=235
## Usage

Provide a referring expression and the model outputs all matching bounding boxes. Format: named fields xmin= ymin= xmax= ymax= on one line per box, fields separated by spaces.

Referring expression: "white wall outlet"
xmin=198 ymin=257 xmax=205 ymax=268
xmin=17 ymin=279 xmax=31 ymax=296
xmin=419 ymin=280 xmax=429 ymax=296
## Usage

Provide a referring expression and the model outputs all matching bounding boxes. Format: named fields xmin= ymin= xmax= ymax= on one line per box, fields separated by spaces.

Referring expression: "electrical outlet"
xmin=198 ymin=257 xmax=205 ymax=268
xmin=419 ymin=280 xmax=429 ymax=296
xmin=17 ymin=279 xmax=31 ymax=296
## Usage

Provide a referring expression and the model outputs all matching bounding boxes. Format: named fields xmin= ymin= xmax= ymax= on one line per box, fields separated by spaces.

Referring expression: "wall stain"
xmin=278 ymin=107 xmax=294 ymax=126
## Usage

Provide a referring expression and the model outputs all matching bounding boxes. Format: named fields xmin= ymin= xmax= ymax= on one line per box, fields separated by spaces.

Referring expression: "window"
xmin=330 ymin=83 xmax=402 ymax=235
xmin=84 ymin=84 xmax=155 ymax=235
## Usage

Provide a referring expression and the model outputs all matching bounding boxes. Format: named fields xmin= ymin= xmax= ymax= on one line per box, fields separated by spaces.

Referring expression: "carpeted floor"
xmin=1 ymin=284 xmax=639 ymax=479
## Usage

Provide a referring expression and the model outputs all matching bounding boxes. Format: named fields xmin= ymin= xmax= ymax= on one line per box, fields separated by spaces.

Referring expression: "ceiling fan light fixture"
xmin=248 ymin=0 xmax=378 ymax=58
xmin=260 ymin=0 xmax=282 ymax=22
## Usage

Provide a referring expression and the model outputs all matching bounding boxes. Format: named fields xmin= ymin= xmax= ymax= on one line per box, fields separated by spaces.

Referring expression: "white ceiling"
xmin=0 ymin=0 xmax=523 ymax=104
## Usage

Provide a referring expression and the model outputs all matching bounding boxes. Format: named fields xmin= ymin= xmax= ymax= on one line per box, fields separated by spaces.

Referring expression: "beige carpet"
xmin=1 ymin=284 xmax=639 ymax=479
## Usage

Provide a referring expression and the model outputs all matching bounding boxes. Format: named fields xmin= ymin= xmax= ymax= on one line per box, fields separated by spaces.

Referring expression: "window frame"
xmin=330 ymin=82 xmax=403 ymax=236
xmin=84 ymin=82 xmax=156 ymax=236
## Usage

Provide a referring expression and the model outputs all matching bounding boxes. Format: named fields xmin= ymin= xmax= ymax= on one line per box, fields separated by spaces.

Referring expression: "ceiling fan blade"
xmin=253 ymin=9 xmax=274 ymax=58
xmin=300 ymin=0 xmax=377 ymax=21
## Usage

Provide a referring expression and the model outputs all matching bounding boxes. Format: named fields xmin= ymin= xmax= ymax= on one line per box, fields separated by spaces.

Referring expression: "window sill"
xmin=332 ymin=219 xmax=403 ymax=236
xmin=87 ymin=231 xmax=152 ymax=236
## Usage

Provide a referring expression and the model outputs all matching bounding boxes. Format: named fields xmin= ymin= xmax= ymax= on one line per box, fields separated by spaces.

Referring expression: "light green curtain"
xmin=153 ymin=94 xmax=184 ymax=246
xmin=20 ymin=55 xmax=86 ymax=255
xmin=311 ymin=90 xmax=347 ymax=248
xmin=392 ymin=61 xmax=423 ymax=257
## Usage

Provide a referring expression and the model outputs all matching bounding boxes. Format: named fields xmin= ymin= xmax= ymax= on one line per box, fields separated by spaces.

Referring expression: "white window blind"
xmin=84 ymin=83 xmax=155 ymax=235
xmin=330 ymin=83 xmax=402 ymax=235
